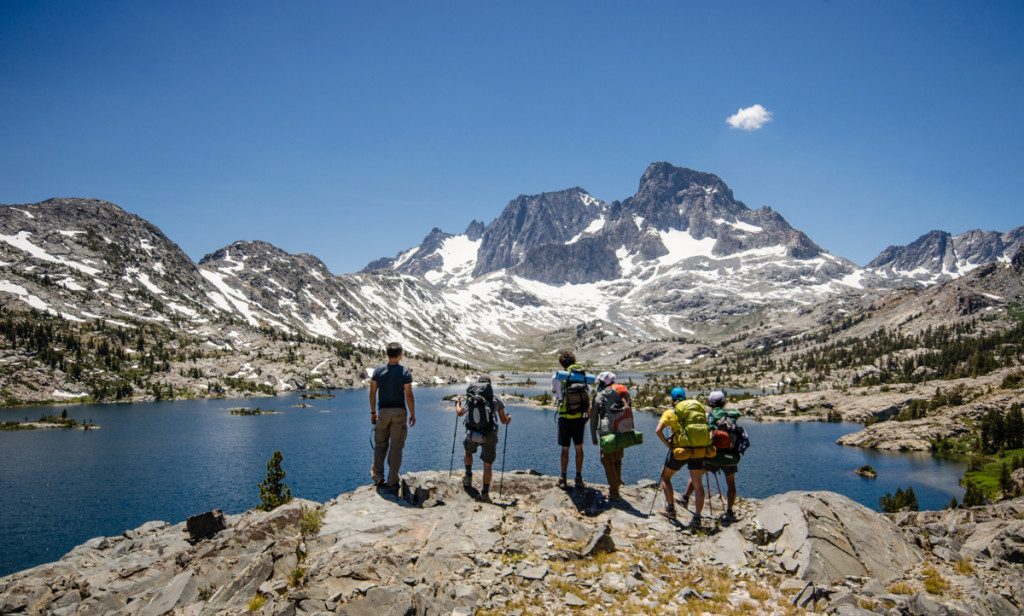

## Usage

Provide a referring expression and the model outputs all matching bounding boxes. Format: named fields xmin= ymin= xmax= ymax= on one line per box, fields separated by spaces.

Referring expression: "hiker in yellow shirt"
xmin=654 ymin=387 xmax=709 ymax=527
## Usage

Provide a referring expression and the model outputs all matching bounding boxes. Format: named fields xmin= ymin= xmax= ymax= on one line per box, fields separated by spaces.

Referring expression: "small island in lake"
xmin=1 ymin=410 xmax=98 ymax=431
xmin=854 ymin=464 xmax=878 ymax=478
xmin=228 ymin=407 xmax=277 ymax=416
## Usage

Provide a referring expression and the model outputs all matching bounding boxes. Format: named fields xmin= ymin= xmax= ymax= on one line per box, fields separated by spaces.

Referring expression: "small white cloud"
xmin=726 ymin=104 xmax=773 ymax=131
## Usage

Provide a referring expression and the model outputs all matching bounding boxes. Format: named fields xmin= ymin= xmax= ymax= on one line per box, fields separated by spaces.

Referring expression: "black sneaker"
xmin=574 ymin=475 xmax=585 ymax=489
xmin=557 ymin=476 xmax=568 ymax=488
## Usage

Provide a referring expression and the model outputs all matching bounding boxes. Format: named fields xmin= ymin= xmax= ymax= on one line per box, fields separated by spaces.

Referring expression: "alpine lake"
xmin=0 ymin=379 xmax=968 ymax=578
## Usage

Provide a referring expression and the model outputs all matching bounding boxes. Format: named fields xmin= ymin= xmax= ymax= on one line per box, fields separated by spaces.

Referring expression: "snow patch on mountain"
xmin=0 ymin=230 xmax=102 ymax=276
xmin=657 ymin=229 xmax=716 ymax=264
xmin=423 ymin=235 xmax=481 ymax=285
xmin=715 ymin=218 xmax=763 ymax=234
xmin=568 ymin=217 xmax=607 ymax=244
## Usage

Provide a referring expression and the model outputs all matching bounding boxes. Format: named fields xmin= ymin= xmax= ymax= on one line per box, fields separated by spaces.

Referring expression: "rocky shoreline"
xmin=730 ymin=368 xmax=1024 ymax=453
xmin=2 ymin=470 xmax=1021 ymax=616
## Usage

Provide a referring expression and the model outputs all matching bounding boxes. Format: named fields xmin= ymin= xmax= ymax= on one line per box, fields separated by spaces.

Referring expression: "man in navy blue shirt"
xmin=370 ymin=342 xmax=415 ymax=490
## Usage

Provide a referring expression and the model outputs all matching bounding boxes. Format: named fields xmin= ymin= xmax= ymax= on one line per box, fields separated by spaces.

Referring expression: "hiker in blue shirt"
xmin=369 ymin=342 xmax=415 ymax=491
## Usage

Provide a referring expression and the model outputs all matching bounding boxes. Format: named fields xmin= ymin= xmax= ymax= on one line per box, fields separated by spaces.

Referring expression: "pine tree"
xmin=999 ymin=461 xmax=1015 ymax=499
xmin=258 ymin=450 xmax=292 ymax=511
xmin=962 ymin=479 xmax=986 ymax=507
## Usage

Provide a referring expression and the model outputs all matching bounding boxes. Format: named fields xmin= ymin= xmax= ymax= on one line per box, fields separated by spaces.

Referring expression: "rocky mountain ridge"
xmin=1 ymin=163 xmax=1022 ymax=401
xmin=2 ymin=471 xmax=1021 ymax=616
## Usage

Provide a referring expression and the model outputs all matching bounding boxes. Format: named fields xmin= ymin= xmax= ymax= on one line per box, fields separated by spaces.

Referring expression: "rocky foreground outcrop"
xmin=2 ymin=471 xmax=1022 ymax=616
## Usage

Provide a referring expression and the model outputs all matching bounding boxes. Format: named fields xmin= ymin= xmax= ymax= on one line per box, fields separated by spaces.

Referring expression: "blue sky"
xmin=2 ymin=1 xmax=1022 ymax=273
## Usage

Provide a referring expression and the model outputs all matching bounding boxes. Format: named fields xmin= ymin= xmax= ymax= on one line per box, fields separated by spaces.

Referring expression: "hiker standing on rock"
xmin=682 ymin=390 xmax=746 ymax=523
xmin=590 ymin=371 xmax=632 ymax=502
xmin=456 ymin=375 xmax=511 ymax=502
xmin=369 ymin=342 xmax=415 ymax=491
xmin=654 ymin=387 xmax=709 ymax=527
xmin=552 ymin=350 xmax=589 ymax=488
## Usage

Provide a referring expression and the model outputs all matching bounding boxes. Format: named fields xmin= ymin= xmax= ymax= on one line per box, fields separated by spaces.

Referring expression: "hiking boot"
xmin=575 ymin=475 xmax=584 ymax=489
xmin=679 ymin=494 xmax=690 ymax=510
xmin=660 ymin=505 xmax=676 ymax=519
xmin=689 ymin=514 xmax=703 ymax=529
xmin=479 ymin=491 xmax=491 ymax=503
xmin=558 ymin=476 xmax=568 ymax=488
xmin=462 ymin=474 xmax=472 ymax=488
xmin=608 ymin=492 xmax=621 ymax=503
xmin=722 ymin=510 xmax=737 ymax=523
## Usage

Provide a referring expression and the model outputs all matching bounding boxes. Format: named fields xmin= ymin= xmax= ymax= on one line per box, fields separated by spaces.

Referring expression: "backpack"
xmin=558 ymin=365 xmax=589 ymax=419
xmin=672 ymin=399 xmax=713 ymax=450
xmin=464 ymin=382 xmax=496 ymax=435
xmin=708 ymin=407 xmax=749 ymax=466
xmin=597 ymin=384 xmax=634 ymax=435
xmin=709 ymin=407 xmax=749 ymax=454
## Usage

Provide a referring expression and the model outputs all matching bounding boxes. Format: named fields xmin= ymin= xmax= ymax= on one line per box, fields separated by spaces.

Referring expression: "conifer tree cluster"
xmin=879 ymin=486 xmax=919 ymax=513
xmin=978 ymin=403 xmax=1024 ymax=454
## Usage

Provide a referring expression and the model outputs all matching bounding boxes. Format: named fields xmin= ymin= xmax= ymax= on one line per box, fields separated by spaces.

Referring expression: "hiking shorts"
xmin=557 ymin=416 xmax=587 ymax=447
xmin=464 ymin=428 xmax=499 ymax=464
xmin=706 ymin=462 xmax=738 ymax=475
xmin=664 ymin=449 xmax=705 ymax=472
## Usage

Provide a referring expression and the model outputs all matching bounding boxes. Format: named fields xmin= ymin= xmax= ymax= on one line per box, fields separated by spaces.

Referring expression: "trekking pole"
xmin=648 ymin=471 xmax=662 ymax=516
xmin=713 ymin=470 xmax=724 ymax=511
xmin=705 ymin=472 xmax=714 ymax=516
xmin=499 ymin=420 xmax=509 ymax=499
xmin=448 ymin=401 xmax=460 ymax=478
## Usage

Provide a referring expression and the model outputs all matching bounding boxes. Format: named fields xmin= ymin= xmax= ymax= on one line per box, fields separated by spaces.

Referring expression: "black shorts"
xmin=706 ymin=462 xmax=737 ymax=475
xmin=664 ymin=449 xmax=706 ymax=472
xmin=557 ymin=416 xmax=587 ymax=447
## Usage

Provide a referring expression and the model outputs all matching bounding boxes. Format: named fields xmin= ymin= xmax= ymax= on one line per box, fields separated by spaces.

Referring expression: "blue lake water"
xmin=0 ymin=383 xmax=967 ymax=577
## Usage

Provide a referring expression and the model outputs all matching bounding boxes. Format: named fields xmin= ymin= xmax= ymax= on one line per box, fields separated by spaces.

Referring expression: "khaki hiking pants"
xmin=600 ymin=449 xmax=624 ymax=499
xmin=372 ymin=407 xmax=408 ymax=487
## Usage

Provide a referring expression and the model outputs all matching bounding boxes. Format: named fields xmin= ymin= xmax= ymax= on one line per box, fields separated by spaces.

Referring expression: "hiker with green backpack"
xmin=552 ymin=350 xmax=591 ymax=488
xmin=590 ymin=371 xmax=642 ymax=502
xmin=654 ymin=387 xmax=716 ymax=527
xmin=683 ymin=390 xmax=749 ymax=523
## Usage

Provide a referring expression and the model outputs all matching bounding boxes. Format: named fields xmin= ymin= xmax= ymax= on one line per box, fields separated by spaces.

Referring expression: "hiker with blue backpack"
xmin=552 ymin=350 xmax=590 ymax=488
xmin=654 ymin=387 xmax=716 ymax=527
xmin=455 ymin=375 xmax=511 ymax=502
xmin=682 ymin=390 xmax=749 ymax=523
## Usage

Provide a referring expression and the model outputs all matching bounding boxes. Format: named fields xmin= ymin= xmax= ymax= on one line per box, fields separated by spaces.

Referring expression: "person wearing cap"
xmin=654 ymin=387 xmax=707 ymax=525
xmin=589 ymin=371 xmax=629 ymax=502
xmin=455 ymin=375 xmax=511 ymax=502
xmin=369 ymin=342 xmax=415 ymax=491
xmin=683 ymin=390 xmax=739 ymax=522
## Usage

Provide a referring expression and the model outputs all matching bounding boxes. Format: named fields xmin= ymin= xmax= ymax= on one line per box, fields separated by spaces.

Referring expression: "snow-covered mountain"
xmin=868 ymin=227 xmax=1024 ymax=285
xmin=2 ymin=163 xmax=1021 ymax=367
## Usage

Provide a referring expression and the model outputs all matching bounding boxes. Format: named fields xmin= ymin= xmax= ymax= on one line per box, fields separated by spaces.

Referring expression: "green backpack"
xmin=672 ymin=399 xmax=711 ymax=448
